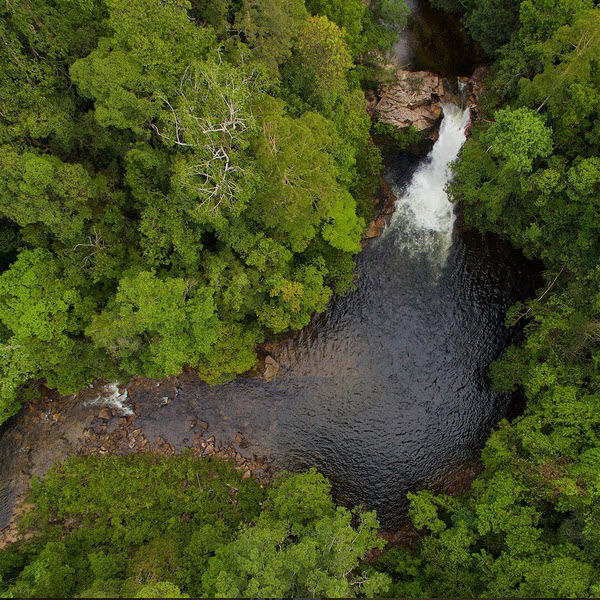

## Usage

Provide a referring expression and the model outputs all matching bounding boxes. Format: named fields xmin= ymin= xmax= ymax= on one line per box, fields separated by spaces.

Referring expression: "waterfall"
xmin=458 ymin=80 xmax=469 ymax=108
xmin=385 ymin=103 xmax=471 ymax=265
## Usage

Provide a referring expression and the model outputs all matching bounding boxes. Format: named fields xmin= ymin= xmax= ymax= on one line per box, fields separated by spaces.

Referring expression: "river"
xmin=0 ymin=5 xmax=539 ymax=532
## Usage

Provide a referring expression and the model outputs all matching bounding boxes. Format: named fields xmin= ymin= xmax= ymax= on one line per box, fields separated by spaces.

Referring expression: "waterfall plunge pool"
xmin=99 ymin=105 xmax=539 ymax=527
xmin=0 ymin=105 xmax=540 ymax=531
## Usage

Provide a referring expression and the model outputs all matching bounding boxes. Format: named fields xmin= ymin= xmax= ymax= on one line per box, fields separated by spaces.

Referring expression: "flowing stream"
xmin=0 ymin=102 xmax=539 ymax=531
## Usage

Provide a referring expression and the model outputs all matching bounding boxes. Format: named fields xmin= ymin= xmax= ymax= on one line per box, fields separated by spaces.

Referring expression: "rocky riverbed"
xmin=0 ymin=376 xmax=271 ymax=547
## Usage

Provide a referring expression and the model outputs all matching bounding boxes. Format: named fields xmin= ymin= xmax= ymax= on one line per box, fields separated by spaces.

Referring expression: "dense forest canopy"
xmin=0 ymin=456 xmax=389 ymax=598
xmin=4 ymin=0 xmax=600 ymax=598
xmin=0 ymin=0 xmax=407 ymax=425
xmin=373 ymin=0 xmax=600 ymax=598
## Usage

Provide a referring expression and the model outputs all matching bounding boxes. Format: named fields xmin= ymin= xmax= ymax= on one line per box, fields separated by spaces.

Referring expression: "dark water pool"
xmin=126 ymin=148 xmax=539 ymax=528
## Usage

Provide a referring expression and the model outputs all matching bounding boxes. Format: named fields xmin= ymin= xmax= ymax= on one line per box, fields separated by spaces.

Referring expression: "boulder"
xmin=363 ymin=215 xmax=387 ymax=240
xmin=98 ymin=407 xmax=112 ymax=421
xmin=376 ymin=70 xmax=445 ymax=136
xmin=263 ymin=356 xmax=280 ymax=382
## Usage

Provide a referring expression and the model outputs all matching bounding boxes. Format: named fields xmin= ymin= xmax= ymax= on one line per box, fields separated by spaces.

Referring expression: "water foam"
xmin=85 ymin=382 xmax=134 ymax=416
xmin=386 ymin=103 xmax=471 ymax=264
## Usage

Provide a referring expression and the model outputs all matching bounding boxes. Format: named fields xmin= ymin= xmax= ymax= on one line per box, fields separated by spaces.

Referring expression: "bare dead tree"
xmin=152 ymin=64 xmax=260 ymax=213
xmin=72 ymin=227 xmax=109 ymax=267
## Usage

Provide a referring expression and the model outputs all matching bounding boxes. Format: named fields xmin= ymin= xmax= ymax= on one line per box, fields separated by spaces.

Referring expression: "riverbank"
xmin=0 ymin=373 xmax=274 ymax=545
xmin=0 ymin=371 xmax=487 ymax=550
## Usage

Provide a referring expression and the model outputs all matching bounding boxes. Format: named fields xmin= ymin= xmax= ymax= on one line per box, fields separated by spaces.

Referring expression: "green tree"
xmin=88 ymin=271 xmax=218 ymax=379
xmin=486 ymin=107 xmax=553 ymax=173
xmin=234 ymin=0 xmax=308 ymax=76
xmin=135 ymin=581 xmax=189 ymax=598
xmin=0 ymin=147 xmax=96 ymax=244
xmin=519 ymin=0 xmax=594 ymax=41
xmin=70 ymin=0 xmax=215 ymax=133
xmin=284 ymin=15 xmax=353 ymax=116
xmin=251 ymin=98 xmax=363 ymax=253
xmin=463 ymin=0 xmax=521 ymax=55
xmin=305 ymin=0 xmax=367 ymax=56
xmin=202 ymin=469 xmax=390 ymax=598
xmin=8 ymin=542 xmax=76 ymax=599
xmin=0 ymin=459 xmax=386 ymax=599
xmin=0 ymin=250 xmax=100 ymax=422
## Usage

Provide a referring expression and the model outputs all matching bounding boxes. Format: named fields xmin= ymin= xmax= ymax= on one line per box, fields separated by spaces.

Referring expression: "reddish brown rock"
xmin=263 ymin=356 xmax=280 ymax=382
xmin=468 ymin=66 xmax=491 ymax=121
xmin=376 ymin=70 xmax=445 ymax=136
xmin=98 ymin=407 xmax=112 ymax=421
xmin=363 ymin=215 xmax=388 ymax=239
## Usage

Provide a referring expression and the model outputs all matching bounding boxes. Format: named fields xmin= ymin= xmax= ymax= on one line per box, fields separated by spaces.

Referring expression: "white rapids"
xmin=385 ymin=103 xmax=471 ymax=265
xmin=84 ymin=381 xmax=134 ymax=416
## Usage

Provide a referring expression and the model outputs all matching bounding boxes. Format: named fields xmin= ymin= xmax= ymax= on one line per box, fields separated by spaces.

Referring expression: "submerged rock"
xmin=263 ymin=356 xmax=280 ymax=382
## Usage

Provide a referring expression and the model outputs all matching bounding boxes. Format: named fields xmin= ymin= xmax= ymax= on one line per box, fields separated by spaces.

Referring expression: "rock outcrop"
xmin=466 ymin=65 xmax=491 ymax=121
xmin=363 ymin=176 xmax=397 ymax=241
xmin=374 ymin=67 xmax=488 ymax=141
xmin=375 ymin=70 xmax=445 ymax=137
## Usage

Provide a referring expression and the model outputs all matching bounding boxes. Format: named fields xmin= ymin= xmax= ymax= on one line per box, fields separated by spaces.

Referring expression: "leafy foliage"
xmin=0 ymin=0 xmax=394 ymax=423
xmin=0 ymin=458 xmax=389 ymax=598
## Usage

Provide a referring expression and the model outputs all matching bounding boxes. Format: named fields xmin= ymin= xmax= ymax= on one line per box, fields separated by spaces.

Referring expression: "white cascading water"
xmin=385 ymin=102 xmax=471 ymax=264
xmin=85 ymin=381 xmax=134 ymax=416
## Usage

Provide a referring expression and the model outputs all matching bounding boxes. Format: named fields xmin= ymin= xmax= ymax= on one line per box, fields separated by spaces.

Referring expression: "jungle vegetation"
xmin=2 ymin=0 xmax=600 ymax=598
xmin=0 ymin=0 xmax=407 ymax=425
xmin=0 ymin=456 xmax=389 ymax=598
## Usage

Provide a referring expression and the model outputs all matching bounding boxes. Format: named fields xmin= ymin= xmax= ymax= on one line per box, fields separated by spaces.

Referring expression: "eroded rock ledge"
xmin=373 ymin=67 xmax=489 ymax=140
xmin=376 ymin=70 xmax=445 ymax=135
